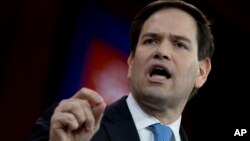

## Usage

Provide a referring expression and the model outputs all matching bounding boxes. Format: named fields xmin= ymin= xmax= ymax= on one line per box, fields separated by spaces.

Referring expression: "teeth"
xmin=151 ymin=74 xmax=166 ymax=80
xmin=156 ymin=67 xmax=164 ymax=70
xmin=149 ymin=65 xmax=171 ymax=79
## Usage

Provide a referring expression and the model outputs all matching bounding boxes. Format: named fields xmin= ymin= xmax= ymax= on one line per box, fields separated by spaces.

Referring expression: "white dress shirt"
xmin=126 ymin=93 xmax=182 ymax=141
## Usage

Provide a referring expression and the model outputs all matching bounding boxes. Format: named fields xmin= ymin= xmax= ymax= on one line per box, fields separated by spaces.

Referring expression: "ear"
xmin=127 ymin=53 xmax=134 ymax=78
xmin=195 ymin=58 xmax=211 ymax=88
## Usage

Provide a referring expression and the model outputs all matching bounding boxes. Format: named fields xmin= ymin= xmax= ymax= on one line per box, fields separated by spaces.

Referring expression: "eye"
xmin=174 ymin=41 xmax=188 ymax=49
xmin=143 ymin=39 xmax=158 ymax=46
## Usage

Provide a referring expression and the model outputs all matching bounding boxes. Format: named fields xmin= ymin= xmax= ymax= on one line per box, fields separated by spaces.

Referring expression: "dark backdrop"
xmin=1 ymin=0 xmax=249 ymax=140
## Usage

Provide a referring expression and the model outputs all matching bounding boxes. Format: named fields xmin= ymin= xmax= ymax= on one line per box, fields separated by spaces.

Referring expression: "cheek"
xmin=187 ymin=62 xmax=199 ymax=81
xmin=129 ymin=60 xmax=138 ymax=76
xmin=128 ymin=58 xmax=143 ymax=78
xmin=178 ymin=59 xmax=199 ymax=79
xmin=128 ymin=48 xmax=151 ymax=77
xmin=128 ymin=57 xmax=139 ymax=76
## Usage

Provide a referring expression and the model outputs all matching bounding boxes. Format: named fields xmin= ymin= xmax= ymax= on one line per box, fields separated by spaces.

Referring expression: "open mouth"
xmin=149 ymin=66 xmax=172 ymax=79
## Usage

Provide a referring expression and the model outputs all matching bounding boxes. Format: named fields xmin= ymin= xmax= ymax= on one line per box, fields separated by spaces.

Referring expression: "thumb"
xmin=92 ymin=101 xmax=106 ymax=129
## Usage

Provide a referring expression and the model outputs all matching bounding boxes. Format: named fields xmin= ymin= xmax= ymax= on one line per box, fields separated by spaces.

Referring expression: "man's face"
xmin=128 ymin=8 xmax=210 ymax=109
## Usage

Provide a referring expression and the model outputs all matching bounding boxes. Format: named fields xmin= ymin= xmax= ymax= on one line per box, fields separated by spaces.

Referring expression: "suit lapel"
xmin=103 ymin=96 xmax=140 ymax=141
xmin=102 ymin=96 xmax=189 ymax=141
xmin=180 ymin=126 xmax=189 ymax=141
xmin=104 ymin=120 xmax=140 ymax=141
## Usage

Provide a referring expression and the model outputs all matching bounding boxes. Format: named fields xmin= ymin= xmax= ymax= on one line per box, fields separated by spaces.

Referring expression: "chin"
xmin=143 ymin=90 xmax=168 ymax=102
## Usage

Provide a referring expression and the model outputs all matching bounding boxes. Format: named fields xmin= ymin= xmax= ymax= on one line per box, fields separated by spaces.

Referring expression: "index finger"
xmin=73 ymin=87 xmax=104 ymax=106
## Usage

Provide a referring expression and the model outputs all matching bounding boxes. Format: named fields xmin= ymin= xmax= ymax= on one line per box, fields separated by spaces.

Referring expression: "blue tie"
xmin=148 ymin=123 xmax=174 ymax=141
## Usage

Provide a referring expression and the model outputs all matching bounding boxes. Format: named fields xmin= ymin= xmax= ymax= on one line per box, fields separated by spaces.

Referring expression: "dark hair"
xmin=130 ymin=0 xmax=214 ymax=61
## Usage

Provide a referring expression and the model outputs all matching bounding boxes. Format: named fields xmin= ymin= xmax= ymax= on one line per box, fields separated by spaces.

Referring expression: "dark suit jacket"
xmin=29 ymin=96 xmax=188 ymax=141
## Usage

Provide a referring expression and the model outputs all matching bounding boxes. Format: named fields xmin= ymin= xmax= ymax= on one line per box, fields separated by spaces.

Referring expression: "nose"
xmin=153 ymin=44 xmax=171 ymax=60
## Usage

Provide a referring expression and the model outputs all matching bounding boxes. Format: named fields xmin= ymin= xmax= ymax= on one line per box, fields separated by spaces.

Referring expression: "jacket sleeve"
xmin=28 ymin=103 xmax=58 ymax=141
xmin=28 ymin=102 xmax=110 ymax=141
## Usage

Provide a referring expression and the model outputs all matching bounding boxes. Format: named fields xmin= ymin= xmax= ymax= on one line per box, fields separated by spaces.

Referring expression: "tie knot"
xmin=148 ymin=123 xmax=174 ymax=141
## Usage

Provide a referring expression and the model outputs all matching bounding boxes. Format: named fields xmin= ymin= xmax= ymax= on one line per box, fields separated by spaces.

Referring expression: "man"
xmin=29 ymin=0 xmax=214 ymax=141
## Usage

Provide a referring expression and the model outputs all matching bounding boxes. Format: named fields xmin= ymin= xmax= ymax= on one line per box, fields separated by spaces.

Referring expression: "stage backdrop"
xmin=58 ymin=2 xmax=131 ymax=104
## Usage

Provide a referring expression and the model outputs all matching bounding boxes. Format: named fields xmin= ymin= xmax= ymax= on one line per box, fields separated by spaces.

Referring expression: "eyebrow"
xmin=142 ymin=32 xmax=191 ymax=41
xmin=169 ymin=33 xmax=192 ymax=44
xmin=141 ymin=32 xmax=163 ymax=40
xmin=141 ymin=32 xmax=193 ymax=46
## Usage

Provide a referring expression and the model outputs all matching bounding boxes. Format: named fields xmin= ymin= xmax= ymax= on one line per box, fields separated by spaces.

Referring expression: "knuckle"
xmin=65 ymin=114 xmax=74 ymax=123
xmin=79 ymin=87 xmax=88 ymax=93
xmin=69 ymin=102 xmax=80 ymax=110
xmin=56 ymin=100 xmax=70 ymax=110
xmin=59 ymin=99 xmax=69 ymax=105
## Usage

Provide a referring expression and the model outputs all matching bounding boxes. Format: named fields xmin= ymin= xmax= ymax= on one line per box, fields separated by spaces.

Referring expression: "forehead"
xmin=141 ymin=8 xmax=198 ymax=43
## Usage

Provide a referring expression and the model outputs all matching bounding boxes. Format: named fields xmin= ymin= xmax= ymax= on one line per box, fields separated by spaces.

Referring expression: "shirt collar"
xmin=126 ymin=93 xmax=182 ymax=140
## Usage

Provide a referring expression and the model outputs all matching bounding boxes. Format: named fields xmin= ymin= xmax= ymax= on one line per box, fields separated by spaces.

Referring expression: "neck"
xmin=137 ymin=100 xmax=180 ymax=124
xmin=135 ymin=97 xmax=186 ymax=124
